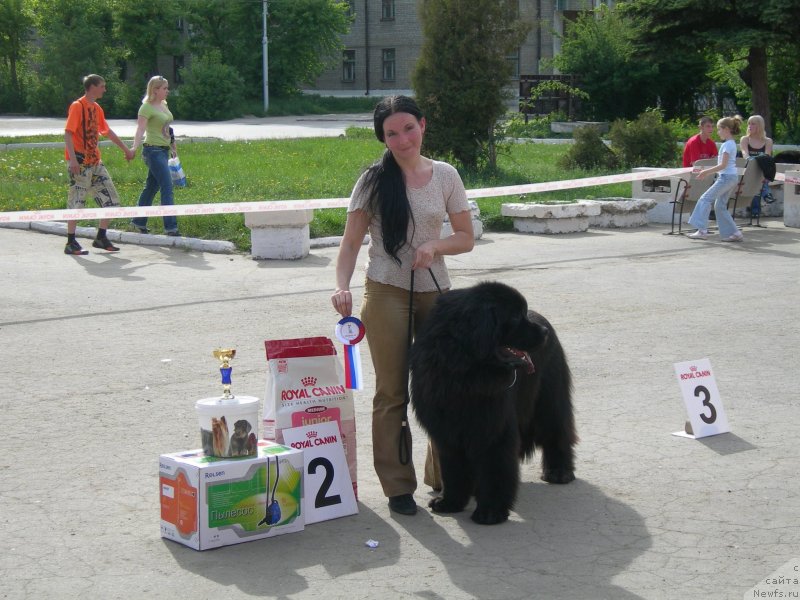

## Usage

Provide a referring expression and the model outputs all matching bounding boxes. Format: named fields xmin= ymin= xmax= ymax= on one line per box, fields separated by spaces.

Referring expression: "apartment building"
xmin=306 ymin=0 xmax=612 ymax=96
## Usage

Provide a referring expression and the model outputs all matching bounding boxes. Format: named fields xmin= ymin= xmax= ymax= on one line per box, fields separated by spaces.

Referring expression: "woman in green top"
xmin=130 ymin=76 xmax=180 ymax=236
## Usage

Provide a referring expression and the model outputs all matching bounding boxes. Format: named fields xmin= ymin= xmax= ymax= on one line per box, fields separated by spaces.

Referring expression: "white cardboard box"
xmin=159 ymin=441 xmax=304 ymax=550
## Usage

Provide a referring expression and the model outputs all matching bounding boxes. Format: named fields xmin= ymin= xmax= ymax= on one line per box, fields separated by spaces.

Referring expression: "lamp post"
xmin=268 ymin=0 xmax=269 ymax=116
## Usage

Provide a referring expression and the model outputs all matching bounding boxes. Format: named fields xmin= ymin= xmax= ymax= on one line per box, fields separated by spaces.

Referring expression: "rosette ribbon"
xmin=335 ymin=316 xmax=366 ymax=390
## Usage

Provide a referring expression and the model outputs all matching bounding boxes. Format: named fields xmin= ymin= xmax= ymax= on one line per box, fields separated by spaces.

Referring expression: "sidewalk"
xmin=1 ymin=220 xmax=798 ymax=599
xmin=0 ymin=113 xmax=374 ymax=142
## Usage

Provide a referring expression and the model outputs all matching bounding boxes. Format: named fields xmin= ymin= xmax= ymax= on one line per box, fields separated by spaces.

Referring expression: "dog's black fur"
xmin=409 ymin=281 xmax=577 ymax=525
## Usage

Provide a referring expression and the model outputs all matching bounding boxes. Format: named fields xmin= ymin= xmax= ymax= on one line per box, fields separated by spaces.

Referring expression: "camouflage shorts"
xmin=67 ymin=162 xmax=121 ymax=209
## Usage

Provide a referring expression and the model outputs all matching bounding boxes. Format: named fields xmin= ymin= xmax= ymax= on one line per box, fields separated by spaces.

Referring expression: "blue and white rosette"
xmin=335 ymin=316 xmax=365 ymax=390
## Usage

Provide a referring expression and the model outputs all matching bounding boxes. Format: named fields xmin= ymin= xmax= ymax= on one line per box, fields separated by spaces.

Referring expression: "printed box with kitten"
xmin=159 ymin=440 xmax=304 ymax=550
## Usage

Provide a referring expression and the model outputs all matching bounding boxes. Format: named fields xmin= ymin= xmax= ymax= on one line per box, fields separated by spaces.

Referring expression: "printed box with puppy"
xmin=159 ymin=440 xmax=304 ymax=550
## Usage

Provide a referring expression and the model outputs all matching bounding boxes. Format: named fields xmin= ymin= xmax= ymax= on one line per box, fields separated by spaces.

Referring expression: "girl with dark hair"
xmin=331 ymin=95 xmax=474 ymax=516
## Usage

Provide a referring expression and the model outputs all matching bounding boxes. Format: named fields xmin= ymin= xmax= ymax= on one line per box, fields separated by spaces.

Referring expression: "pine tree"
xmin=412 ymin=0 xmax=529 ymax=170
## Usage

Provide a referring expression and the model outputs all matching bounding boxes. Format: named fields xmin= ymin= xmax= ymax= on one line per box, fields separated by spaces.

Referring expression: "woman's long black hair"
xmin=362 ymin=95 xmax=424 ymax=265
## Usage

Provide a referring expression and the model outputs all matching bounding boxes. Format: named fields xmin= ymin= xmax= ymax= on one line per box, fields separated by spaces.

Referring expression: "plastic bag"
xmin=168 ymin=156 xmax=186 ymax=187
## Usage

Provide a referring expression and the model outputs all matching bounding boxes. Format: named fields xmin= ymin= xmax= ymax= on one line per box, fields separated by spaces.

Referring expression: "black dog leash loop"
xmin=399 ymin=268 xmax=441 ymax=466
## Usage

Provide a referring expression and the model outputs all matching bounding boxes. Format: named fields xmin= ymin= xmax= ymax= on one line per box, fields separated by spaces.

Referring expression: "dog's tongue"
xmin=506 ymin=348 xmax=535 ymax=374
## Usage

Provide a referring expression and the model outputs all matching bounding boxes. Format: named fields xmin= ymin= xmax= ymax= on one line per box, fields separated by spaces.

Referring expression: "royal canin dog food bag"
xmin=264 ymin=337 xmax=357 ymax=498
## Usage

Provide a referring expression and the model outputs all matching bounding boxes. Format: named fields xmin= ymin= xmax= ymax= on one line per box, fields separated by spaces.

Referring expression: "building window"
xmin=342 ymin=50 xmax=356 ymax=82
xmin=506 ymin=49 xmax=520 ymax=80
xmin=345 ymin=0 xmax=355 ymax=17
xmin=382 ymin=48 xmax=395 ymax=81
xmin=381 ymin=0 xmax=395 ymax=20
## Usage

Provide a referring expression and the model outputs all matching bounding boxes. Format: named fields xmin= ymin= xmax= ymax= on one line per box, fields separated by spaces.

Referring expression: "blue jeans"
xmin=688 ymin=173 xmax=740 ymax=238
xmin=132 ymin=146 xmax=178 ymax=232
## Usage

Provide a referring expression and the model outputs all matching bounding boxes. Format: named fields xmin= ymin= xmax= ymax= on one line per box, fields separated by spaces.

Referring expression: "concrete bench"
xmin=501 ymin=201 xmax=600 ymax=234
xmin=631 ymin=167 xmax=691 ymax=224
xmin=501 ymin=199 xmax=656 ymax=233
xmin=246 ymin=209 xmax=315 ymax=260
xmin=246 ymin=200 xmax=484 ymax=260
xmin=583 ymin=198 xmax=657 ymax=228
xmin=632 ymin=162 xmax=792 ymax=225
xmin=784 ymin=170 xmax=800 ymax=228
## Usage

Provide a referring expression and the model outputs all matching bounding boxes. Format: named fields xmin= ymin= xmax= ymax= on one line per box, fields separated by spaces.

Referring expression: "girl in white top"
xmin=331 ymin=95 xmax=474 ymax=516
xmin=687 ymin=115 xmax=744 ymax=242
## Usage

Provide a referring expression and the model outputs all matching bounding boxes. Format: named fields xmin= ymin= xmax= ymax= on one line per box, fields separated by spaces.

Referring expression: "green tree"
xmin=0 ymin=0 xmax=33 ymax=111
xmin=620 ymin=0 xmax=800 ymax=135
xmin=412 ymin=0 xmax=530 ymax=170
xmin=184 ymin=0 xmax=350 ymax=99
xmin=268 ymin=0 xmax=352 ymax=96
xmin=554 ymin=5 xmax=706 ymax=121
xmin=27 ymin=0 xmax=118 ymax=115
xmin=173 ymin=51 xmax=244 ymax=121
xmin=112 ymin=0 xmax=183 ymax=82
xmin=767 ymin=44 xmax=800 ymax=140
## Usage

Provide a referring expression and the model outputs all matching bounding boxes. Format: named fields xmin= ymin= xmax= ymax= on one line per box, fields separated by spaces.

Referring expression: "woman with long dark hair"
xmin=332 ymin=96 xmax=474 ymax=516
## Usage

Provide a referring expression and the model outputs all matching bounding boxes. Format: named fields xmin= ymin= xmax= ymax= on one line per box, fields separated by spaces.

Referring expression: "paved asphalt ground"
xmin=1 ymin=115 xmax=799 ymax=599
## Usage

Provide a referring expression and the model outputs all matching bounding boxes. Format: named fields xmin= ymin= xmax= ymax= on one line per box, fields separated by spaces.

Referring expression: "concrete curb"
xmin=4 ymin=220 xmax=237 ymax=254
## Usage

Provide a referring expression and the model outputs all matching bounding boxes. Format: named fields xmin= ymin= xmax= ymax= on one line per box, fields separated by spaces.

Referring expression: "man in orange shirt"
xmin=682 ymin=116 xmax=718 ymax=168
xmin=64 ymin=74 xmax=134 ymax=255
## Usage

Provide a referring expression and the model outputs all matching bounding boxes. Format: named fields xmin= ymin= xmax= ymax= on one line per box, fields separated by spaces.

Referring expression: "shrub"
xmin=558 ymin=125 xmax=618 ymax=170
xmin=608 ymin=109 xmax=679 ymax=167
xmin=105 ymin=81 xmax=142 ymax=119
xmin=173 ymin=53 xmax=245 ymax=121
xmin=499 ymin=112 xmax=568 ymax=139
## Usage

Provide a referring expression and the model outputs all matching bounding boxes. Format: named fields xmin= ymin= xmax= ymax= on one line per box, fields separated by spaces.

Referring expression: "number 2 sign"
xmin=282 ymin=421 xmax=358 ymax=524
xmin=673 ymin=358 xmax=730 ymax=439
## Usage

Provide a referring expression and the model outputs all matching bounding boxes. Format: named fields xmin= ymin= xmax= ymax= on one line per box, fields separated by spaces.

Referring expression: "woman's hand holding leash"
xmin=412 ymin=241 xmax=437 ymax=270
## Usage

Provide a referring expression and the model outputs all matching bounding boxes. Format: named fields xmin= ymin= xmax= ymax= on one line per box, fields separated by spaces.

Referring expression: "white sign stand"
xmin=282 ymin=421 xmax=358 ymax=524
xmin=672 ymin=358 xmax=731 ymax=439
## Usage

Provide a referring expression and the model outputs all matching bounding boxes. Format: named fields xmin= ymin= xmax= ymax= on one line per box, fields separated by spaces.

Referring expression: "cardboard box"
xmin=159 ymin=441 xmax=304 ymax=550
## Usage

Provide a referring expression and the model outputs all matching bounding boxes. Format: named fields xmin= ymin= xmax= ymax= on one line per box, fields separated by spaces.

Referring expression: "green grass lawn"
xmin=0 ymin=132 xmax=632 ymax=250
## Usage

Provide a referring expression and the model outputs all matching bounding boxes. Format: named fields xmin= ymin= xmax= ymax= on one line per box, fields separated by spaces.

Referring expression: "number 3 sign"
xmin=282 ymin=421 xmax=358 ymax=524
xmin=673 ymin=358 xmax=730 ymax=439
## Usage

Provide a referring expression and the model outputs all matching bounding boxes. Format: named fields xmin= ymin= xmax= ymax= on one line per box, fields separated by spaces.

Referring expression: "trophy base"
xmin=196 ymin=395 xmax=259 ymax=458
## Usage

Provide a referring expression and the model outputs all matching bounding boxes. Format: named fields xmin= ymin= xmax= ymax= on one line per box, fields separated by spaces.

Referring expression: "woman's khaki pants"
xmin=361 ymin=278 xmax=442 ymax=497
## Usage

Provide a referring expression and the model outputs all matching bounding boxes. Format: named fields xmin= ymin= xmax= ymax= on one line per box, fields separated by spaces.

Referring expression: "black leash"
xmin=399 ymin=268 xmax=442 ymax=465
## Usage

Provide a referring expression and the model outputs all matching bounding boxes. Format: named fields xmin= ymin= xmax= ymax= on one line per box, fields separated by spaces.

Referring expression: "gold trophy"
xmin=213 ymin=348 xmax=237 ymax=399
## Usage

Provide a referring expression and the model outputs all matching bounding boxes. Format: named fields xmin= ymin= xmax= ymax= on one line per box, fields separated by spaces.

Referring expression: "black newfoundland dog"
xmin=409 ymin=281 xmax=577 ymax=525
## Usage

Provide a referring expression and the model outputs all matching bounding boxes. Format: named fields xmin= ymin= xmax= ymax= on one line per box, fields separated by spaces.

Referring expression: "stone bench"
xmin=501 ymin=201 xmax=600 ymax=234
xmin=501 ymin=198 xmax=657 ymax=233
xmin=246 ymin=200 xmax=484 ymax=260
xmin=784 ymin=170 xmax=800 ymax=228
xmin=246 ymin=209 xmax=315 ymax=260
xmin=583 ymin=198 xmax=657 ymax=228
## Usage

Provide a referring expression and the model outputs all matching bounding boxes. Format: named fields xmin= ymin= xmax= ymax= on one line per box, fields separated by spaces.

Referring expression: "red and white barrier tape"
xmin=0 ymin=166 xmax=725 ymax=224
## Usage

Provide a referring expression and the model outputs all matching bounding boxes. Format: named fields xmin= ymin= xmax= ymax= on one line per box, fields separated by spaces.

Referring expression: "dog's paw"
xmin=429 ymin=497 xmax=465 ymax=514
xmin=470 ymin=506 xmax=509 ymax=525
xmin=541 ymin=469 xmax=575 ymax=484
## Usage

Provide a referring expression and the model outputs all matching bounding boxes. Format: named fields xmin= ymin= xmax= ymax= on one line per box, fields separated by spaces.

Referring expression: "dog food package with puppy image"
xmin=263 ymin=337 xmax=357 ymax=498
xmin=159 ymin=440 xmax=304 ymax=550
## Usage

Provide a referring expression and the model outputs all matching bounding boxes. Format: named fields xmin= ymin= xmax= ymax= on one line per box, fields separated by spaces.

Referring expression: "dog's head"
xmin=441 ymin=281 xmax=548 ymax=372
xmin=232 ymin=419 xmax=252 ymax=436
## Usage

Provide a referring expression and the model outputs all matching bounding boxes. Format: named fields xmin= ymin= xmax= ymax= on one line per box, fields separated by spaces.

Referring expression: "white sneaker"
xmin=721 ymin=233 xmax=744 ymax=242
xmin=687 ymin=230 xmax=708 ymax=240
